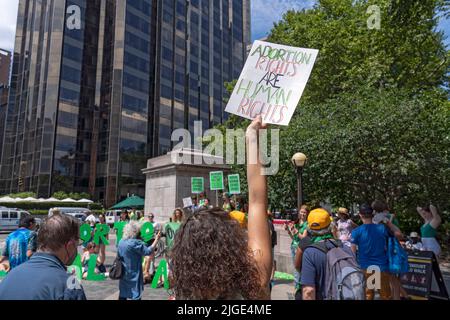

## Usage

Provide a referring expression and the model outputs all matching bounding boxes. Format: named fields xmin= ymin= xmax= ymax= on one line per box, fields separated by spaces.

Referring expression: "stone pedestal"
xmin=142 ymin=149 xmax=230 ymax=223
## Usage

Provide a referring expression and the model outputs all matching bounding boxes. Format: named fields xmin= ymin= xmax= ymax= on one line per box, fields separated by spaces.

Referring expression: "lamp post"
xmin=291 ymin=153 xmax=307 ymax=209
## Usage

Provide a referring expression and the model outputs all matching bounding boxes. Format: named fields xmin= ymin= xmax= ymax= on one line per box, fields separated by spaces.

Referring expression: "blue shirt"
xmin=351 ymin=224 xmax=389 ymax=271
xmin=118 ymin=238 xmax=154 ymax=300
xmin=0 ymin=253 xmax=86 ymax=300
xmin=300 ymin=239 xmax=353 ymax=300
xmin=1 ymin=228 xmax=37 ymax=269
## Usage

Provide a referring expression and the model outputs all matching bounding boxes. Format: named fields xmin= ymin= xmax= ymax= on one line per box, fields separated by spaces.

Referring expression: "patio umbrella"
xmin=110 ymin=195 xmax=144 ymax=210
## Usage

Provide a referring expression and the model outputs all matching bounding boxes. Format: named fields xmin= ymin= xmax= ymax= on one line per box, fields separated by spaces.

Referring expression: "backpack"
xmin=387 ymin=236 xmax=409 ymax=275
xmin=307 ymin=240 xmax=366 ymax=300
xmin=109 ymin=254 xmax=123 ymax=280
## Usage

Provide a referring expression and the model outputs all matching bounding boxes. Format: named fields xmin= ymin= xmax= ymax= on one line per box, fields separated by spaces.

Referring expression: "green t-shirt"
xmin=291 ymin=221 xmax=308 ymax=249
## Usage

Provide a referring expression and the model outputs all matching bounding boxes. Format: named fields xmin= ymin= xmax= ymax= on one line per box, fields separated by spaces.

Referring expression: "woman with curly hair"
xmin=169 ymin=116 xmax=272 ymax=300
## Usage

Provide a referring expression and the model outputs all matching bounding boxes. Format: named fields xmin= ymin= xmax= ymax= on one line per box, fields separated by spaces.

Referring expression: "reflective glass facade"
xmin=0 ymin=0 xmax=250 ymax=207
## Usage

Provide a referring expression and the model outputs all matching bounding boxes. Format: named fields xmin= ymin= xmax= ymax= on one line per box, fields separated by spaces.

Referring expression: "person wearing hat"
xmin=294 ymin=208 xmax=350 ymax=300
xmin=405 ymin=232 xmax=424 ymax=251
xmin=336 ymin=207 xmax=358 ymax=247
xmin=351 ymin=203 xmax=402 ymax=300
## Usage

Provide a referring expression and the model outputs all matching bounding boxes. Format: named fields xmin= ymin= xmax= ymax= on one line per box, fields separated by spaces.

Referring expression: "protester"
xmin=129 ymin=208 xmax=137 ymax=221
xmin=294 ymin=208 xmax=353 ymax=300
xmin=137 ymin=211 xmax=145 ymax=222
xmin=169 ymin=116 xmax=272 ymax=299
xmin=172 ymin=208 xmax=184 ymax=223
xmin=267 ymin=210 xmax=277 ymax=293
xmin=286 ymin=205 xmax=309 ymax=298
xmin=351 ymin=203 xmax=402 ymax=300
xmin=336 ymin=207 xmax=358 ymax=247
xmin=120 ymin=211 xmax=129 ymax=222
xmin=0 ymin=215 xmax=37 ymax=270
xmin=118 ymin=221 xmax=162 ymax=300
xmin=372 ymin=200 xmax=400 ymax=227
xmin=143 ymin=213 xmax=160 ymax=282
xmin=222 ymin=193 xmax=232 ymax=212
xmin=417 ymin=204 xmax=442 ymax=258
xmin=96 ymin=214 xmax=108 ymax=273
xmin=0 ymin=213 xmax=86 ymax=299
xmin=405 ymin=232 xmax=424 ymax=251
xmin=81 ymin=242 xmax=98 ymax=279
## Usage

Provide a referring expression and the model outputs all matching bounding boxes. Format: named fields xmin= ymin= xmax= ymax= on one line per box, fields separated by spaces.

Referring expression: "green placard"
xmin=191 ymin=177 xmax=204 ymax=194
xmin=209 ymin=171 xmax=224 ymax=191
xmin=228 ymin=174 xmax=241 ymax=194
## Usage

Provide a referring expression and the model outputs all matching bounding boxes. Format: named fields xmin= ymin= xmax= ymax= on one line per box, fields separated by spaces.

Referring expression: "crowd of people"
xmin=0 ymin=116 xmax=445 ymax=300
xmin=285 ymin=200 xmax=443 ymax=300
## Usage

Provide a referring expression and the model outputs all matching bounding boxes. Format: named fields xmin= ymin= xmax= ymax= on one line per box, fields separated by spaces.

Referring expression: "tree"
xmin=268 ymin=0 xmax=449 ymax=103
xmin=216 ymin=0 xmax=450 ymax=232
xmin=52 ymin=191 xmax=69 ymax=200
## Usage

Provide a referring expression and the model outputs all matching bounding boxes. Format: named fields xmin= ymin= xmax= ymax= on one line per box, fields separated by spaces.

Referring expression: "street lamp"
xmin=291 ymin=153 xmax=307 ymax=209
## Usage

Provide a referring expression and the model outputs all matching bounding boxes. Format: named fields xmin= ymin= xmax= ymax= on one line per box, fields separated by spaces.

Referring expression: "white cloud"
xmin=251 ymin=0 xmax=315 ymax=40
xmin=0 ymin=0 xmax=19 ymax=52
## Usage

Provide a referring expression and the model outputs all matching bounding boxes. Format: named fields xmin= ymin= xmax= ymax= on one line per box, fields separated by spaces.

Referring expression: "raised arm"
xmin=416 ymin=206 xmax=427 ymax=221
xmin=246 ymin=116 xmax=272 ymax=296
xmin=429 ymin=205 xmax=442 ymax=229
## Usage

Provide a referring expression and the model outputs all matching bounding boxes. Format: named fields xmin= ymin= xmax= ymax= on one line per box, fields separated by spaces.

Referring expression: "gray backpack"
xmin=308 ymin=240 xmax=366 ymax=300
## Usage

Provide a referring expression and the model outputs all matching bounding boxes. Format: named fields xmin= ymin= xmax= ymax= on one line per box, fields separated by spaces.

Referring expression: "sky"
xmin=0 ymin=0 xmax=448 ymax=53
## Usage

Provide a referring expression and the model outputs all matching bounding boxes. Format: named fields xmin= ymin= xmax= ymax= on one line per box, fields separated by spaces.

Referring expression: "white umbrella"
xmin=14 ymin=197 xmax=24 ymax=202
xmin=61 ymin=198 xmax=77 ymax=202
xmin=77 ymin=198 xmax=93 ymax=203
xmin=37 ymin=198 xmax=46 ymax=202
xmin=23 ymin=197 xmax=37 ymax=202
xmin=0 ymin=196 xmax=15 ymax=202
xmin=44 ymin=197 xmax=60 ymax=202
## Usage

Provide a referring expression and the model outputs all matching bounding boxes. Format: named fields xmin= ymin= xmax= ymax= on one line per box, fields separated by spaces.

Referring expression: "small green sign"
xmin=191 ymin=177 xmax=204 ymax=194
xmin=209 ymin=171 xmax=224 ymax=191
xmin=228 ymin=174 xmax=241 ymax=194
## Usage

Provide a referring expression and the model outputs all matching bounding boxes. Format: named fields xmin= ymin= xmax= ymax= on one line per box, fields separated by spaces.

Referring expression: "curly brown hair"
xmin=168 ymin=208 xmax=265 ymax=300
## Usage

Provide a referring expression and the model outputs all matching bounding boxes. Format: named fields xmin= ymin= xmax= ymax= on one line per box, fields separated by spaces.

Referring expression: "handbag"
xmin=109 ymin=254 xmax=123 ymax=280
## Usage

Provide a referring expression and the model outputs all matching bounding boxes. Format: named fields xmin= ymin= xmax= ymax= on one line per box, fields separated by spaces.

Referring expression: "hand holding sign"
xmin=225 ymin=40 xmax=318 ymax=125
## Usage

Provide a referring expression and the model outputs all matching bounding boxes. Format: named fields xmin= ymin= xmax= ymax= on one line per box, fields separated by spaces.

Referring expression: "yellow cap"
xmin=229 ymin=210 xmax=247 ymax=228
xmin=308 ymin=208 xmax=332 ymax=230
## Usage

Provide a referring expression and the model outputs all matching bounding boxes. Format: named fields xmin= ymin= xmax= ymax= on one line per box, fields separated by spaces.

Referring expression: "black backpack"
xmin=109 ymin=254 xmax=123 ymax=280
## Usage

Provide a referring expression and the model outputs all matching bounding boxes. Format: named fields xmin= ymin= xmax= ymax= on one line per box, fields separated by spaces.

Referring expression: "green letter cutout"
xmin=86 ymin=254 xmax=105 ymax=281
xmin=140 ymin=222 xmax=154 ymax=242
xmin=114 ymin=221 xmax=127 ymax=245
xmin=67 ymin=253 xmax=82 ymax=281
xmin=80 ymin=224 xmax=92 ymax=242
xmin=93 ymin=223 xmax=110 ymax=245
xmin=151 ymin=259 xmax=169 ymax=290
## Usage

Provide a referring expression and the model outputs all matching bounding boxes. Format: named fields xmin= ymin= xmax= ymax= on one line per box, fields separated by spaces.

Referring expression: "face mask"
xmin=64 ymin=242 xmax=78 ymax=266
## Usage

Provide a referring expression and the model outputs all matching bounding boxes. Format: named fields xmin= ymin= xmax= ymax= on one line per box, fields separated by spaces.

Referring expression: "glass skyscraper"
xmin=0 ymin=0 xmax=251 ymax=207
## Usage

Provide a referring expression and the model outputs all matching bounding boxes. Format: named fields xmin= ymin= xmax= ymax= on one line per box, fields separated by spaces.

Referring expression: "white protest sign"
xmin=182 ymin=197 xmax=193 ymax=208
xmin=225 ymin=40 xmax=319 ymax=125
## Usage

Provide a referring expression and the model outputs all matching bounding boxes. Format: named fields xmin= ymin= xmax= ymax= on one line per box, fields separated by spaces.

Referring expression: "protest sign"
xmin=228 ymin=174 xmax=241 ymax=194
xmin=225 ymin=40 xmax=318 ymax=125
xmin=165 ymin=222 xmax=181 ymax=250
xmin=183 ymin=197 xmax=193 ymax=208
xmin=191 ymin=177 xmax=204 ymax=194
xmin=209 ymin=171 xmax=224 ymax=191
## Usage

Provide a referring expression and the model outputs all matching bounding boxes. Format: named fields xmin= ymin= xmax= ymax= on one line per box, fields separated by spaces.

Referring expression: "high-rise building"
xmin=0 ymin=49 xmax=12 ymax=86
xmin=0 ymin=0 xmax=251 ymax=207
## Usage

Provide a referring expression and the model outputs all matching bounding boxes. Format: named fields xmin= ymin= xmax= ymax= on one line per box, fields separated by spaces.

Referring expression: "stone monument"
xmin=142 ymin=148 xmax=230 ymax=223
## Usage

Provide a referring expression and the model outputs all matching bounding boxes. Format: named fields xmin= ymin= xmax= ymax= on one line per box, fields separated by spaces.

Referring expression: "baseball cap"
xmin=229 ymin=210 xmax=247 ymax=228
xmin=337 ymin=207 xmax=349 ymax=215
xmin=359 ymin=203 xmax=373 ymax=215
xmin=307 ymin=208 xmax=332 ymax=230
